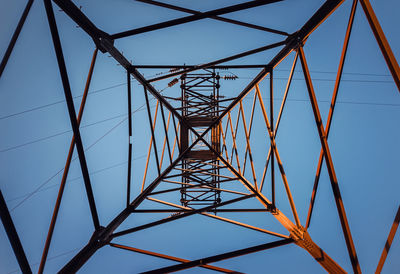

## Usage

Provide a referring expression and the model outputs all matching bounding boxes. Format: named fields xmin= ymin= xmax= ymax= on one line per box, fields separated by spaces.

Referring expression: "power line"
xmin=0 ymin=106 xmax=153 ymax=153
xmin=6 ymin=152 xmax=149 ymax=204
xmin=7 ymin=247 xmax=81 ymax=274
xmin=0 ymin=70 xmax=394 ymax=121
xmin=8 ymin=86 xmax=170 ymax=211
xmin=0 ymin=83 xmax=127 ymax=121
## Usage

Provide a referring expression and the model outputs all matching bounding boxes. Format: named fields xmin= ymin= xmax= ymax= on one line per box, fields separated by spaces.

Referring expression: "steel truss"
xmin=1 ymin=0 xmax=399 ymax=273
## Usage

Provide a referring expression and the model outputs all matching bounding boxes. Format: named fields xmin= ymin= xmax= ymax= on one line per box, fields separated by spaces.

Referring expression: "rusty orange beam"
xmin=255 ymin=85 xmax=300 ymax=227
xmin=259 ymin=52 xmax=298 ymax=192
xmin=38 ymin=48 xmax=98 ymax=274
xmin=299 ymin=46 xmax=361 ymax=274
xmin=306 ymin=0 xmax=358 ymax=229
xmin=359 ymin=0 xmax=400 ymax=91
xmin=227 ymin=112 xmax=242 ymax=173
xmin=239 ymin=101 xmax=258 ymax=189
xmin=109 ymin=243 xmax=237 ymax=273
xmin=141 ymin=100 xmax=160 ymax=192
xmin=375 ymin=205 xmax=400 ymax=273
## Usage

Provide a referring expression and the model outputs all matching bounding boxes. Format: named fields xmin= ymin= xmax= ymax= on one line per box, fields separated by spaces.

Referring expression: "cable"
xmin=6 ymin=152 xmax=151 ymax=204
xmin=8 ymin=84 xmax=172 ymax=211
xmin=7 ymin=247 xmax=81 ymax=274
xmin=0 ymin=70 xmax=394 ymax=121
xmin=0 ymin=83 xmax=127 ymax=121
xmin=0 ymin=105 xmax=155 ymax=153
xmin=236 ymin=76 xmax=395 ymax=84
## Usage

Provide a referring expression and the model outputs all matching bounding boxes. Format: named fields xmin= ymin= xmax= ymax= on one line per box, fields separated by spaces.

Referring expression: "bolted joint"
xmin=289 ymin=225 xmax=305 ymax=241
xmin=89 ymin=226 xmax=111 ymax=247
xmin=285 ymin=31 xmax=303 ymax=50
xmin=294 ymin=229 xmax=347 ymax=273
xmin=95 ymin=35 xmax=115 ymax=54
xmin=269 ymin=204 xmax=277 ymax=214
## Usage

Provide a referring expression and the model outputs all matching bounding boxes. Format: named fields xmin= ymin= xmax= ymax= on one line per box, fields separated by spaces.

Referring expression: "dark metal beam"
xmin=269 ymin=68 xmax=275 ymax=207
xmin=306 ymin=0 xmax=357 ymax=229
xmin=44 ymin=0 xmax=100 ymax=230
xmin=131 ymin=209 xmax=269 ymax=213
xmin=51 ymin=0 xmax=110 ymax=51
xmin=148 ymin=41 xmax=285 ymax=83
xmin=111 ymin=0 xmax=284 ymax=39
xmin=57 ymin=1 xmax=346 ymax=271
xmin=142 ymin=239 xmax=293 ymax=273
xmin=0 ymin=190 xmax=32 ymax=274
xmin=298 ymin=46 xmax=361 ymax=274
xmin=110 ymin=243 xmax=238 ymax=273
xmin=38 ymin=48 xmax=98 ymax=274
xmin=137 ymin=0 xmax=289 ymax=36
xmin=126 ymin=71 xmax=133 ymax=207
xmin=359 ymin=0 xmax=400 ymax=91
xmin=51 ymin=0 xmax=183 ymax=122
xmin=0 ymin=0 xmax=34 ymax=78
xmin=133 ymin=65 xmax=268 ymax=69
xmin=113 ymin=195 xmax=255 ymax=237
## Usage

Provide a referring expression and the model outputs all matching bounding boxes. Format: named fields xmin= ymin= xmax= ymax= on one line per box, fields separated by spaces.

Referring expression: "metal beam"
xmin=56 ymin=1 xmax=347 ymax=271
xmin=38 ymin=48 xmax=98 ymax=274
xmin=298 ymin=46 xmax=361 ymax=274
xmin=110 ymin=243 xmax=238 ymax=273
xmin=142 ymin=239 xmax=293 ymax=273
xmin=306 ymin=0 xmax=357 ymax=229
xmin=44 ymin=0 xmax=100 ymax=230
xmin=111 ymin=0 xmax=283 ymax=39
xmin=359 ymin=0 xmax=400 ymax=91
xmin=133 ymin=64 xmax=268 ymax=69
xmin=148 ymin=41 xmax=285 ymax=83
xmin=136 ymin=0 xmax=288 ymax=36
xmin=112 ymin=195 xmax=255 ymax=237
xmin=0 ymin=0 xmax=34 ymax=78
xmin=126 ymin=71 xmax=133 ymax=207
xmin=0 ymin=190 xmax=32 ymax=274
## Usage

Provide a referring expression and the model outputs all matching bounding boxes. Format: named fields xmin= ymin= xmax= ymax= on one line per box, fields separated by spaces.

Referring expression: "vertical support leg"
xmin=38 ymin=48 xmax=98 ymax=274
xmin=269 ymin=68 xmax=275 ymax=207
xmin=306 ymin=0 xmax=357 ymax=229
xmin=44 ymin=0 xmax=100 ymax=229
xmin=126 ymin=71 xmax=133 ymax=207
xmin=299 ymin=46 xmax=361 ymax=274
xmin=0 ymin=190 xmax=32 ymax=274
xmin=359 ymin=0 xmax=400 ymax=91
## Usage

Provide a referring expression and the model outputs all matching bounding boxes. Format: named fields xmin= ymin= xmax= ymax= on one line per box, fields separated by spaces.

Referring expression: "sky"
xmin=0 ymin=0 xmax=399 ymax=273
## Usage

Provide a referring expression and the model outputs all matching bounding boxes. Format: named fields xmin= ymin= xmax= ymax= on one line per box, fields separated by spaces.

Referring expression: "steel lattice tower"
xmin=0 ymin=0 xmax=399 ymax=273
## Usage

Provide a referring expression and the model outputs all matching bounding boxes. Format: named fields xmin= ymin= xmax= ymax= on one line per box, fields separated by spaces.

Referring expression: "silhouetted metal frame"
xmin=43 ymin=0 xmax=100 ymax=231
xmin=1 ymin=0 xmax=398 ymax=272
xmin=143 ymin=238 xmax=294 ymax=273
xmin=110 ymin=0 xmax=284 ymax=39
xmin=306 ymin=0 xmax=358 ymax=229
xmin=298 ymin=46 xmax=361 ymax=273
xmin=109 ymin=243 xmax=238 ymax=273
xmin=38 ymin=48 xmax=99 ymax=274
xmin=136 ymin=0 xmax=289 ymax=36
xmin=0 ymin=190 xmax=32 ymax=274
xmin=126 ymin=71 xmax=133 ymax=207
xmin=50 ymin=0 xmax=351 ymax=272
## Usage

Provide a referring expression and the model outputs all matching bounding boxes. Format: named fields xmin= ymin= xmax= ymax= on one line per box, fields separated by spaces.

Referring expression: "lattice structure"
xmin=180 ymin=70 xmax=222 ymax=208
xmin=1 ymin=0 xmax=399 ymax=273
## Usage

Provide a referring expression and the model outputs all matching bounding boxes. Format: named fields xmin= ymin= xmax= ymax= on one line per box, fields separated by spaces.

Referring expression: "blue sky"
xmin=1 ymin=0 xmax=399 ymax=273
